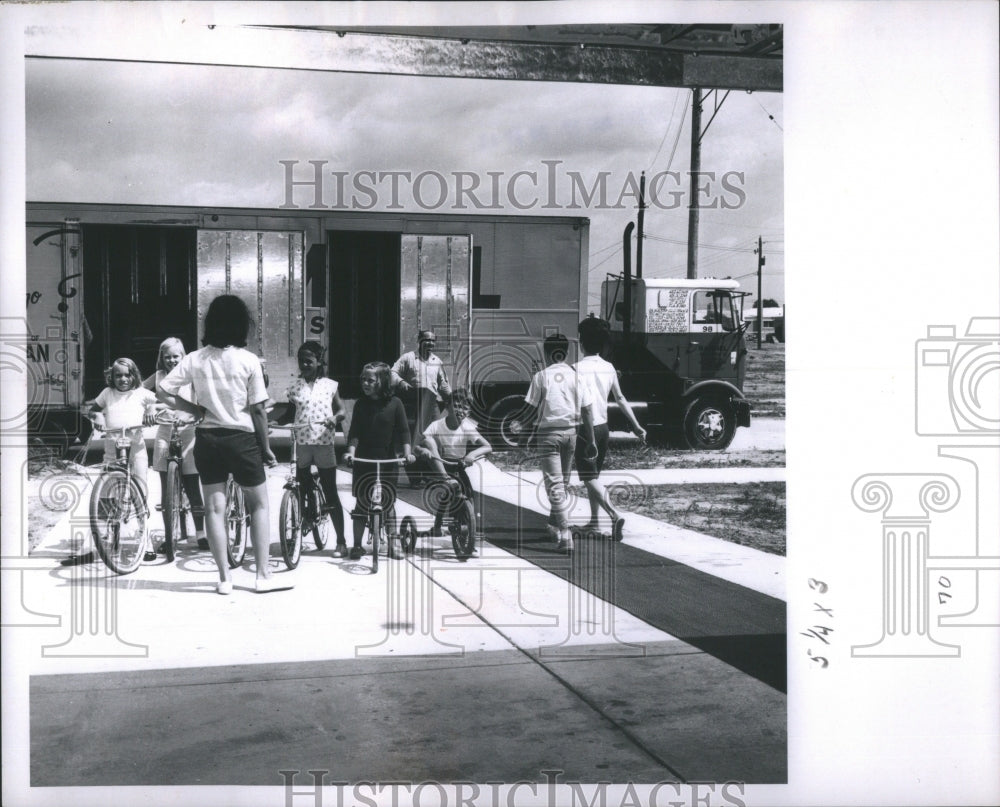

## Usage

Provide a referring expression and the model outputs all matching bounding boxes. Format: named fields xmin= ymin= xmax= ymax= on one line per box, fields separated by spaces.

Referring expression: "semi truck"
xmin=19 ymin=202 xmax=750 ymax=453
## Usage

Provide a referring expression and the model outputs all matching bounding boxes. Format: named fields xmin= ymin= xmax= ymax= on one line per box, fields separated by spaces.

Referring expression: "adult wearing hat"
xmin=391 ymin=330 xmax=451 ymax=484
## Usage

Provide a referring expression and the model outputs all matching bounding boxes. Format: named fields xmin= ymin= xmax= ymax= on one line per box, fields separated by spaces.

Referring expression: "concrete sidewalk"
xmin=23 ymin=450 xmax=787 ymax=787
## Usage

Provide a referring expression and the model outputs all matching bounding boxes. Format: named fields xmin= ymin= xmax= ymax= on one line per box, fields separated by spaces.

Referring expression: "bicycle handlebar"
xmin=154 ymin=410 xmax=202 ymax=427
xmin=90 ymin=424 xmax=145 ymax=438
xmin=347 ymin=456 xmax=409 ymax=465
xmin=269 ymin=421 xmax=332 ymax=431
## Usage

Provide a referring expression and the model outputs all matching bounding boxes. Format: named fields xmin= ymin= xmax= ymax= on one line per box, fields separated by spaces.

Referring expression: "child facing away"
xmin=275 ymin=341 xmax=348 ymax=555
xmin=90 ymin=357 xmax=160 ymax=559
xmin=417 ymin=388 xmax=492 ymax=539
xmin=572 ymin=316 xmax=646 ymax=542
xmin=143 ymin=337 xmax=208 ymax=551
xmin=344 ymin=362 xmax=415 ymax=561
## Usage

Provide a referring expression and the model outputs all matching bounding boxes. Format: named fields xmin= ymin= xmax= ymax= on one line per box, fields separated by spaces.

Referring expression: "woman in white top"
xmin=573 ymin=316 xmax=646 ymax=542
xmin=158 ymin=295 xmax=288 ymax=595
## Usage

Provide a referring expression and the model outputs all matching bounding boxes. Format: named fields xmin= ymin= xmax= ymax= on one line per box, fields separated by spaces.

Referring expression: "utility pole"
xmin=756 ymin=235 xmax=765 ymax=349
xmin=636 ymin=171 xmax=645 ymax=278
xmin=686 ymin=87 xmax=702 ymax=279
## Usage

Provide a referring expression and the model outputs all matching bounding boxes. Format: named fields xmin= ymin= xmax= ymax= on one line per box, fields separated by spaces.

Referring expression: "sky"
xmin=25 ymin=53 xmax=785 ymax=310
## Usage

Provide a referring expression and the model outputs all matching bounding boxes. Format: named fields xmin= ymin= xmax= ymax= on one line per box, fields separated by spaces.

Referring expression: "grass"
xmin=615 ymin=481 xmax=787 ymax=556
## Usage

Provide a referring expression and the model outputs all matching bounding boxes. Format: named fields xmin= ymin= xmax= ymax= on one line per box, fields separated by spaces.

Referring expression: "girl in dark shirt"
xmin=345 ymin=362 xmax=414 ymax=560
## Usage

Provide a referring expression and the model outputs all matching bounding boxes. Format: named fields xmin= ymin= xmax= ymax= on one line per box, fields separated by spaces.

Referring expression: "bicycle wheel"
xmin=89 ymin=470 xmax=147 ymax=574
xmin=370 ymin=511 xmax=380 ymax=574
xmin=224 ymin=477 xmax=248 ymax=568
xmin=451 ymin=499 xmax=477 ymax=560
xmin=399 ymin=515 xmax=418 ymax=554
xmin=310 ymin=486 xmax=330 ymax=550
xmin=279 ymin=490 xmax=302 ymax=569
xmin=162 ymin=462 xmax=185 ymax=562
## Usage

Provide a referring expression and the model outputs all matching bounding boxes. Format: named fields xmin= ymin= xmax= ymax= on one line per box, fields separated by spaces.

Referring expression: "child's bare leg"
xmin=201 ymin=483 xmax=230 ymax=582
xmin=241 ymin=482 xmax=272 ymax=580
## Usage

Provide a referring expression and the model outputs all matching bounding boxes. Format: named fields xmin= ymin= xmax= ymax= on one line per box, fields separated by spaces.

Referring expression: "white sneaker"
xmin=217 ymin=580 xmax=233 ymax=595
xmin=556 ymin=530 xmax=574 ymax=552
xmin=255 ymin=577 xmax=294 ymax=593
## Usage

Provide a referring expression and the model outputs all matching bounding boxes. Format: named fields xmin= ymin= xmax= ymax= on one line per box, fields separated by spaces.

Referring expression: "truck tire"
xmin=486 ymin=395 xmax=531 ymax=450
xmin=682 ymin=396 xmax=737 ymax=451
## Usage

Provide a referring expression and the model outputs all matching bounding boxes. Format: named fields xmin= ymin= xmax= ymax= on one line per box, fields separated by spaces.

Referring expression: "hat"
xmin=418 ymin=330 xmax=437 ymax=343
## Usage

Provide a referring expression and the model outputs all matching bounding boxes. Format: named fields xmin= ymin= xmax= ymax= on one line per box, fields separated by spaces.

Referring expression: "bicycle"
xmin=87 ymin=423 xmax=150 ymax=574
xmin=346 ymin=455 xmax=409 ymax=574
xmin=402 ymin=457 xmax=482 ymax=561
xmin=269 ymin=422 xmax=332 ymax=569
xmin=224 ymin=474 xmax=249 ymax=568
xmin=152 ymin=411 xmax=203 ymax=562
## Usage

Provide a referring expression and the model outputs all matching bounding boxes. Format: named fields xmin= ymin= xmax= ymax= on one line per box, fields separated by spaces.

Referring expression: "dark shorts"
xmin=194 ymin=428 xmax=266 ymax=487
xmin=351 ymin=460 xmax=399 ymax=518
xmin=575 ymin=422 xmax=610 ymax=481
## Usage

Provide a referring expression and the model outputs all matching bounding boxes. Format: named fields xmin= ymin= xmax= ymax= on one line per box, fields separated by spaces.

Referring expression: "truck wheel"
xmin=486 ymin=395 xmax=530 ymax=450
xmin=682 ymin=397 xmax=736 ymax=451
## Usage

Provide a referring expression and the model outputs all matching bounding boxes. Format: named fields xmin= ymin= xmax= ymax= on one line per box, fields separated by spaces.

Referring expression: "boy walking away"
xmin=521 ymin=334 xmax=596 ymax=553
xmin=573 ymin=316 xmax=646 ymax=541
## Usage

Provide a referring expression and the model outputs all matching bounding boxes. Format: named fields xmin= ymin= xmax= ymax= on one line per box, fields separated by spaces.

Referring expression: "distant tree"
xmin=749 ymin=298 xmax=781 ymax=310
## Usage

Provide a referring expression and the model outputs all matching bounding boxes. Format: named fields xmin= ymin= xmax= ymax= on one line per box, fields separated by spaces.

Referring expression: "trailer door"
xmin=196 ymin=230 xmax=304 ymax=400
xmin=399 ymin=234 xmax=471 ymax=391
xmin=24 ymin=220 xmax=85 ymax=416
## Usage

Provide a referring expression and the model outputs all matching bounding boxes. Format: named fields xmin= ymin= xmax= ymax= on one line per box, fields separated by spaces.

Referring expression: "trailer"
xmin=22 ymin=202 xmax=588 ymax=451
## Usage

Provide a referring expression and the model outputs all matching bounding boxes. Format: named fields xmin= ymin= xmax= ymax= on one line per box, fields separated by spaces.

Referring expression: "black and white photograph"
xmin=1 ymin=3 xmax=997 ymax=807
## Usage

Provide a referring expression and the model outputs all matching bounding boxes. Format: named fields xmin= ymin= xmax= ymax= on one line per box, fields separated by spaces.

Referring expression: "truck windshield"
xmin=693 ymin=290 xmax=737 ymax=331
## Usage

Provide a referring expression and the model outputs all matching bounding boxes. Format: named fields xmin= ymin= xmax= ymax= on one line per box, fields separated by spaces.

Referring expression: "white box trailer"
xmin=21 ymin=203 xmax=588 ymax=450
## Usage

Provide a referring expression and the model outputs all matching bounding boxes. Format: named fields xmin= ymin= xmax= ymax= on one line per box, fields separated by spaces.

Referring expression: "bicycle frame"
xmin=429 ymin=458 xmax=482 ymax=560
xmin=351 ymin=456 xmax=406 ymax=574
xmin=154 ymin=411 xmax=203 ymax=561
xmin=87 ymin=423 xmax=150 ymax=574
xmin=270 ymin=421 xmax=333 ymax=567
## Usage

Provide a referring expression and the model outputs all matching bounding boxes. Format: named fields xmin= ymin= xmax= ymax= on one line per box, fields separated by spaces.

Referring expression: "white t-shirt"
xmin=287 ymin=376 xmax=339 ymax=445
xmin=423 ymin=415 xmax=483 ymax=461
xmin=573 ymin=354 xmax=617 ymax=426
xmin=525 ymin=362 xmax=594 ymax=430
xmin=159 ymin=346 xmax=267 ymax=432
xmin=95 ymin=386 xmax=156 ymax=431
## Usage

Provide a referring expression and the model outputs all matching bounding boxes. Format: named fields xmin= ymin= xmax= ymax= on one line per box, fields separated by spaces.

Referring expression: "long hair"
xmin=202 ymin=295 xmax=253 ymax=348
xmin=360 ymin=361 xmax=392 ymax=400
xmin=104 ymin=358 xmax=143 ymax=390
xmin=155 ymin=337 xmax=186 ymax=373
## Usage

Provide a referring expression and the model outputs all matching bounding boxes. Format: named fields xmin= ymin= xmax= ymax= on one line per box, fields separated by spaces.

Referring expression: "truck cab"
xmin=600 ymin=275 xmax=751 ymax=449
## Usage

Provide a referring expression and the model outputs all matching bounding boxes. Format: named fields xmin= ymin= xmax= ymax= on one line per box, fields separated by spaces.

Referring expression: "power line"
xmin=754 ymin=98 xmax=783 ymax=131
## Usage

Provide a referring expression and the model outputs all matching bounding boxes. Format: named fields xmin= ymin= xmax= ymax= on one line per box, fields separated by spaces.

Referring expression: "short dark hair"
xmin=202 ymin=295 xmax=253 ymax=348
xmin=578 ymin=316 xmax=610 ymax=354
xmin=447 ymin=387 xmax=470 ymax=409
xmin=298 ymin=340 xmax=326 ymax=372
xmin=543 ymin=333 xmax=569 ymax=364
